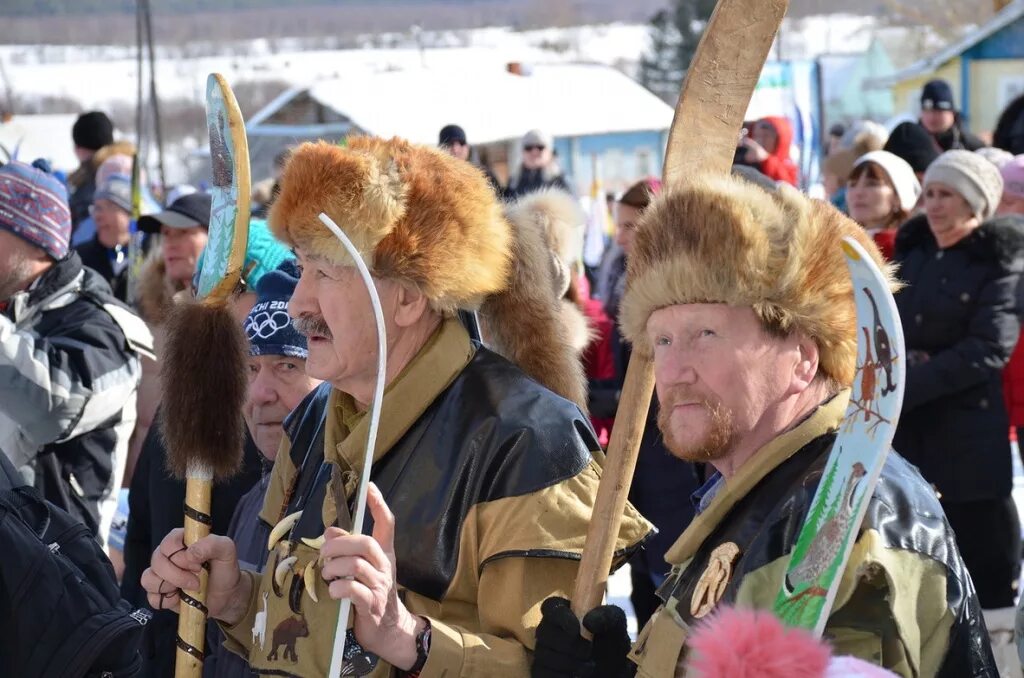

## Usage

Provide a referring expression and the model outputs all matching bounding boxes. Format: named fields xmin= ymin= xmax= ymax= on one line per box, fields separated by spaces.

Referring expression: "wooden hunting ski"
xmin=167 ymin=73 xmax=252 ymax=678
xmin=771 ymin=237 xmax=905 ymax=634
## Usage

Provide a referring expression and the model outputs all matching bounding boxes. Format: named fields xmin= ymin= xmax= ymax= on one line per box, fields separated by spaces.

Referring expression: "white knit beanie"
xmin=923 ymin=149 xmax=1005 ymax=221
xmin=854 ymin=150 xmax=921 ymax=211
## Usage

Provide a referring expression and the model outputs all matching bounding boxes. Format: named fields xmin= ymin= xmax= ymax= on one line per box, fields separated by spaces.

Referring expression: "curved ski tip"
xmin=840 ymin=240 xmax=862 ymax=260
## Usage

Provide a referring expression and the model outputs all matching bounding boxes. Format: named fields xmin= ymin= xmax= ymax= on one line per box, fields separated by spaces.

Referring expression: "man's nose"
xmin=247 ymin=369 xmax=278 ymax=406
xmin=289 ymin=272 xmax=317 ymax=318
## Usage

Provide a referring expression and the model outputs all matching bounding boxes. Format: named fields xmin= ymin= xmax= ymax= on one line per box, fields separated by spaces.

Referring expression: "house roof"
xmin=866 ymin=0 xmax=1024 ymax=89
xmin=247 ymin=62 xmax=674 ymax=145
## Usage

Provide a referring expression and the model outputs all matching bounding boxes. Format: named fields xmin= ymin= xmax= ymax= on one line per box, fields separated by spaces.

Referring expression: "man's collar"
xmin=5 ymin=255 xmax=81 ymax=322
xmin=664 ymin=390 xmax=850 ymax=565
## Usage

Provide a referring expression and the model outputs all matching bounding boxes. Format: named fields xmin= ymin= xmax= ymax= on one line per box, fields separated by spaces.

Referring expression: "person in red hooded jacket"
xmin=741 ymin=116 xmax=799 ymax=186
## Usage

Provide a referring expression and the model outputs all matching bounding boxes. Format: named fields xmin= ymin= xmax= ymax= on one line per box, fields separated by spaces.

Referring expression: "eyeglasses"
xmin=523 ymin=145 xmax=546 ymax=152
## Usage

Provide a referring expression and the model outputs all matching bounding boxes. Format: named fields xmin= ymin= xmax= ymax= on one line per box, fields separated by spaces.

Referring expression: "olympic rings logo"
xmin=245 ymin=310 xmax=292 ymax=340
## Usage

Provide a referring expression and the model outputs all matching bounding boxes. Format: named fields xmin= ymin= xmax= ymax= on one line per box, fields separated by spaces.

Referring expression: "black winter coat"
xmin=892 ymin=214 xmax=1024 ymax=503
xmin=504 ymin=166 xmax=571 ymax=199
xmin=76 ymin=235 xmax=152 ymax=304
xmin=928 ymin=118 xmax=986 ymax=152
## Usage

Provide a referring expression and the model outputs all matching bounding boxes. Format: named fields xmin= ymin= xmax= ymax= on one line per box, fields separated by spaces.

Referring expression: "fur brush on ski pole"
xmin=159 ymin=73 xmax=252 ymax=678
xmin=570 ymin=0 xmax=790 ymax=621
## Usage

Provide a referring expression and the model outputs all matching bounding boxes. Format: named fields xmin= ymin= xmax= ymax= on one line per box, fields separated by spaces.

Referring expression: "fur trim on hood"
xmin=502 ymin=188 xmax=596 ymax=358
xmin=269 ymin=138 xmax=511 ymax=315
xmin=896 ymin=213 xmax=1024 ymax=267
xmin=505 ymin=188 xmax=585 ymax=266
xmin=561 ymin=300 xmax=594 ymax=354
xmin=480 ymin=193 xmax=589 ymax=410
xmin=620 ymin=174 xmax=897 ymax=387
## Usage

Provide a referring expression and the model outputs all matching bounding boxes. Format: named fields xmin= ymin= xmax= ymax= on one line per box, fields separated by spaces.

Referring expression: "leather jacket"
xmin=652 ymin=433 xmax=995 ymax=676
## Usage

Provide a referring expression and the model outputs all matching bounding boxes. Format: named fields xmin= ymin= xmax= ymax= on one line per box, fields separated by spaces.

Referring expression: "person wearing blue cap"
xmin=204 ymin=260 xmax=322 ymax=678
xmin=0 ymin=160 xmax=153 ymax=548
xmin=919 ymin=79 xmax=985 ymax=152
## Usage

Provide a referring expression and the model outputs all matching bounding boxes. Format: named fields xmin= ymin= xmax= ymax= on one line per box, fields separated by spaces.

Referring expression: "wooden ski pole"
xmin=571 ymin=0 xmax=790 ymax=620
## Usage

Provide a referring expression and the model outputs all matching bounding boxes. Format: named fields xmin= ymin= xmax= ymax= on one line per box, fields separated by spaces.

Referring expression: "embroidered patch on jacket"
xmin=690 ymin=542 xmax=741 ymax=618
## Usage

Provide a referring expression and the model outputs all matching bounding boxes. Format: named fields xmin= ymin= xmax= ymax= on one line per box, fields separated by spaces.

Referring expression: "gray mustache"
xmin=292 ymin=314 xmax=333 ymax=340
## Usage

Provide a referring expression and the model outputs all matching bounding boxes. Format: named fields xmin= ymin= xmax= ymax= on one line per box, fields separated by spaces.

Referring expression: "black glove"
xmin=532 ymin=596 xmax=634 ymax=678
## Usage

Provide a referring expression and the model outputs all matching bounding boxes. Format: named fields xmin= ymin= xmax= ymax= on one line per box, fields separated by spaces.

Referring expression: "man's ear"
xmin=391 ymin=281 xmax=431 ymax=328
xmin=792 ymin=333 xmax=820 ymax=393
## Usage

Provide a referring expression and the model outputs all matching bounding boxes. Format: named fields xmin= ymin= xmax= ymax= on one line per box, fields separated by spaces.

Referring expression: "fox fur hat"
xmin=620 ymin=174 xmax=897 ymax=387
xmin=269 ymin=137 xmax=588 ymax=408
xmin=269 ymin=137 xmax=512 ymax=314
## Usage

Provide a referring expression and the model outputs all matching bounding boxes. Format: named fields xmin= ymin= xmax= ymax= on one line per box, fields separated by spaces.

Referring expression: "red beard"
xmin=656 ymin=386 xmax=737 ymax=461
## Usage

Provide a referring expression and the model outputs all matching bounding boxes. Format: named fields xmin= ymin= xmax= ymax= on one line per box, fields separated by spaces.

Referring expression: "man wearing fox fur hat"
xmin=531 ymin=175 xmax=994 ymax=677
xmin=142 ymin=137 xmax=651 ymax=677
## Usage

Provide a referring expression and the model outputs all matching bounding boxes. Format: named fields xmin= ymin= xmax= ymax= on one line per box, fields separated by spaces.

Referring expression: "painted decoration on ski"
xmin=198 ymin=73 xmax=251 ymax=303
xmin=771 ymin=237 xmax=905 ymax=635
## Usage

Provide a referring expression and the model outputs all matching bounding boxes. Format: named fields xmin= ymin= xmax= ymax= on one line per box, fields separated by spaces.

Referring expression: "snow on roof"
xmin=0 ymin=114 xmax=81 ymax=172
xmin=866 ymin=0 xmax=1024 ymax=88
xmin=253 ymin=62 xmax=674 ymax=145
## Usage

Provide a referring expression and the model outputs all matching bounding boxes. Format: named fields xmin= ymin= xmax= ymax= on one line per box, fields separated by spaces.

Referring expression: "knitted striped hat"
xmin=0 ymin=161 xmax=72 ymax=259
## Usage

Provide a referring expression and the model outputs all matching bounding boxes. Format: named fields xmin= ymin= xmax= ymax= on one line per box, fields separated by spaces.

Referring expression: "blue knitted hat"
xmin=243 ymin=259 xmax=307 ymax=358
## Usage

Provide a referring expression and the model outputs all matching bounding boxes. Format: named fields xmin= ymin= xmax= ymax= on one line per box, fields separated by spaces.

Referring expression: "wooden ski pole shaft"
xmin=176 ymin=466 xmax=213 ymax=677
xmin=569 ymin=0 xmax=789 ymax=621
xmin=571 ymin=355 xmax=655 ymax=618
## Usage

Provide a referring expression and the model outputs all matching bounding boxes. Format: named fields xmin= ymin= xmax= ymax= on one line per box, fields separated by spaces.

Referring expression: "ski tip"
xmin=840 ymin=240 xmax=862 ymax=260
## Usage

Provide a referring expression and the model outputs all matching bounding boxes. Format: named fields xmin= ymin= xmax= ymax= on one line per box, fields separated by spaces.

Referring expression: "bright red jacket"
xmin=871 ymin=229 xmax=897 ymax=261
xmin=757 ymin=116 xmax=799 ymax=187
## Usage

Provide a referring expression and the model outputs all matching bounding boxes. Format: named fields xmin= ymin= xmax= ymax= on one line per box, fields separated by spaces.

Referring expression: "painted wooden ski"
xmin=198 ymin=73 xmax=251 ymax=302
xmin=771 ymin=237 xmax=905 ymax=635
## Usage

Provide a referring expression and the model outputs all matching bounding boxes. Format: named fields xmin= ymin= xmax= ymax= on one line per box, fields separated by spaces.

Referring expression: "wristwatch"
xmin=406 ymin=617 xmax=432 ymax=675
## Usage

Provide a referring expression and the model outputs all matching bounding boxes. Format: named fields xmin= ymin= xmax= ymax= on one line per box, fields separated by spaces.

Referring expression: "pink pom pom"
xmin=687 ymin=607 xmax=831 ymax=678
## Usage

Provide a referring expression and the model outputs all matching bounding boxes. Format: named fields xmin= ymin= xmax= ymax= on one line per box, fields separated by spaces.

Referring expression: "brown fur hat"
xmin=620 ymin=174 xmax=897 ymax=387
xmin=269 ymin=137 xmax=511 ymax=314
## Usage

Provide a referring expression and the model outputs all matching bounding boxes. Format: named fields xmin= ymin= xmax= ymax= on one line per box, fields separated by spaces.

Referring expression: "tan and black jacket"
xmin=629 ymin=394 xmax=994 ymax=677
xmin=220 ymin=318 xmax=652 ymax=676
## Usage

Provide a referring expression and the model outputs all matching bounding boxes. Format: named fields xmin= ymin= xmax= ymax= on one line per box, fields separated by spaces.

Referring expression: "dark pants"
xmin=943 ymin=496 xmax=1022 ymax=609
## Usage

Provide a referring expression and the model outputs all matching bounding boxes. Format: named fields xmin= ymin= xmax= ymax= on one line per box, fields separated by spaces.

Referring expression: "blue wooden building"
xmin=867 ymin=0 xmax=1024 ymax=133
